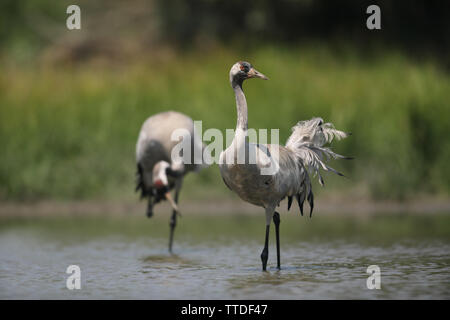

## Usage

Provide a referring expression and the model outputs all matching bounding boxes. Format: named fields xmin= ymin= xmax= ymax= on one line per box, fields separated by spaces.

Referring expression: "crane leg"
xmin=273 ymin=211 xmax=281 ymax=270
xmin=146 ymin=197 xmax=154 ymax=218
xmin=260 ymin=225 xmax=270 ymax=271
xmin=168 ymin=210 xmax=177 ymax=253
xmin=168 ymin=184 xmax=181 ymax=253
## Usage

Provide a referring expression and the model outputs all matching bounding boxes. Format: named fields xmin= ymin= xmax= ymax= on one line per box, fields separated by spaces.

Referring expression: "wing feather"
xmin=285 ymin=117 xmax=350 ymax=185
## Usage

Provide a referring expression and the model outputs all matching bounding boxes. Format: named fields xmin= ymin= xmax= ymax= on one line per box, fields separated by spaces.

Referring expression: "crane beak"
xmin=165 ymin=191 xmax=180 ymax=213
xmin=247 ymin=68 xmax=269 ymax=80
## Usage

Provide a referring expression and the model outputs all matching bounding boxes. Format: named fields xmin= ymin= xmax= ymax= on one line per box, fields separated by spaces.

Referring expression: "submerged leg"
xmin=273 ymin=211 xmax=281 ymax=270
xmin=261 ymin=207 xmax=275 ymax=271
xmin=168 ymin=180 xmax=182 ymax=253
xmin=260 ymin=225 xmax=270 ymax=271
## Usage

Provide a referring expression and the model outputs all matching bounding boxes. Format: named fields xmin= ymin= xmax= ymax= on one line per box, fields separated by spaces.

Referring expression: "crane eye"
xmin=240 ymin=64 xmax=250 ymax=73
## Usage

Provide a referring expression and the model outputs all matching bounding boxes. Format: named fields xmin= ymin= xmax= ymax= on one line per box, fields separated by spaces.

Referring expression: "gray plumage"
xmin=219 ymin=61 xmax=350 ymax=270
xmin=136 ymin=111 xmax=204 ymax=194
xmin=135 ymin=110 xmax=206 ymax=252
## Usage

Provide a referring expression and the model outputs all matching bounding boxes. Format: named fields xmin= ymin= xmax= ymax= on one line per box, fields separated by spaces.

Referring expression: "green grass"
xmin=0 ymin=44 xmax=449 ymax=201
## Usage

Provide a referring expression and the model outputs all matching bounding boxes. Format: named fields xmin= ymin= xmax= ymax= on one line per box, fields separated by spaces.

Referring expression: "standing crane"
xmin=136 ymin=111 xmax=205 ymax=253
xmin=219 ymin=61 xmax=351 ymax=271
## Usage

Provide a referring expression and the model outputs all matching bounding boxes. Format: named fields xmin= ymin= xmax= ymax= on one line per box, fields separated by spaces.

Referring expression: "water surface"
xmin=0 ymin=214 xmax=449 ymax=299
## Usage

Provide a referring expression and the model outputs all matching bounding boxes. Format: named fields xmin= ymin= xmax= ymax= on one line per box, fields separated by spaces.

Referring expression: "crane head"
xmin=230 ymin=61 xmax=268 ymax=86
xmin=152 ymin=161 xmax=170 ymax=189
xmin=152 ymin=161 xmax=180 ymax=213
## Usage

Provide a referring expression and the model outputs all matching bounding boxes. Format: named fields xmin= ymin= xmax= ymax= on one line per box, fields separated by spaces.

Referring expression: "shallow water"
xmin=0 ymin=214 xmax=449 ymax=299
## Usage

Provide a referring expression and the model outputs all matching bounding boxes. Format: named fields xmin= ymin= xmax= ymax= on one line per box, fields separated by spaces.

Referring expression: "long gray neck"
xmin=232 ymin=83 xmax=248 ymax=131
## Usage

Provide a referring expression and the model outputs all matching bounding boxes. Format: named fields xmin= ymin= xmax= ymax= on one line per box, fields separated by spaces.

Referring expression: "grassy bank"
xmin=1 ymin=45 xmax=449 ymax=201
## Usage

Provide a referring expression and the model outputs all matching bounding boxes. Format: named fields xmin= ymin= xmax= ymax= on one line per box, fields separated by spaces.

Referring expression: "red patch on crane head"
xmin=154 ymin=179 xmax=164 ymax=188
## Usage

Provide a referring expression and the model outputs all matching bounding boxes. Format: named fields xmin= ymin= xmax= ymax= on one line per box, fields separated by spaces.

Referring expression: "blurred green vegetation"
xmin=1 ymin=45 xmax=449 ymax=201
xmin=0 ymin=0 xmax=449 ymax=202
